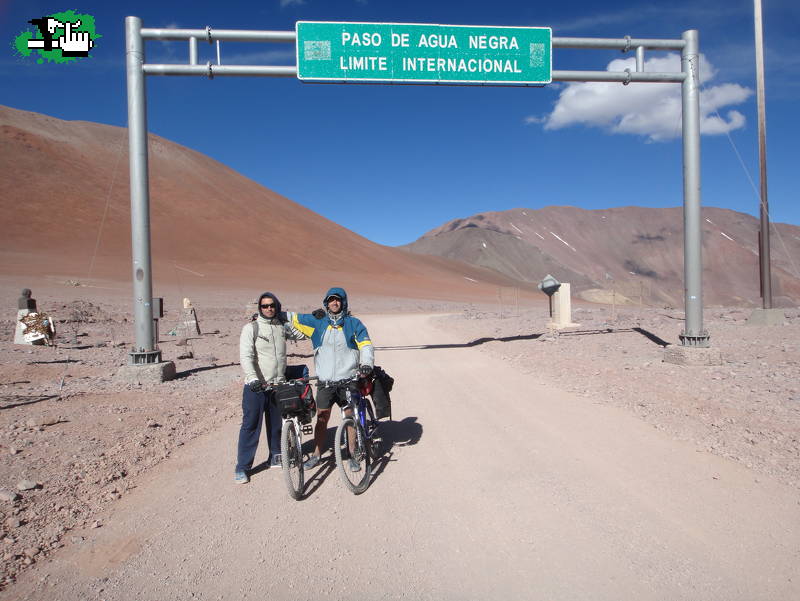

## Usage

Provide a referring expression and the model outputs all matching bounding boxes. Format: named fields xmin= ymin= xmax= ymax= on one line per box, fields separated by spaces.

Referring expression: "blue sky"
xmin=2 ymin=0 xmax=798 ymax=246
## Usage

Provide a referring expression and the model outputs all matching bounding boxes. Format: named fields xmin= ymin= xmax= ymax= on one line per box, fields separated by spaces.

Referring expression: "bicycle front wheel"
xmin=280 ymin=419 xmax=304 ymax=500
xmin=334 ymin=417 xmax=372 ymax=494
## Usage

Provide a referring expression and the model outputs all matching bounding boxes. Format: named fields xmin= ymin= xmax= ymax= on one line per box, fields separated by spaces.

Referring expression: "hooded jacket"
xmin=289 ymin=287 xmax=373 ymax=382
xmin=239 ymin=292 xmax=305 ymax=385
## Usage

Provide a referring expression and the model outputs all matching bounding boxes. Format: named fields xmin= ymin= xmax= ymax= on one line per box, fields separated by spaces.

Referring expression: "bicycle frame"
xmin=340 ymin=383 xmax=379 ymax=449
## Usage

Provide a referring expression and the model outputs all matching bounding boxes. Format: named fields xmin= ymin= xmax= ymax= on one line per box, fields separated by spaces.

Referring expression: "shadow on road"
xmin=559 ymin=327 xmax=671 ymax=347
xmin=174 ymin=362 xmax=238 ymax=379
xmin=631 ymin=327 xmax=671 ymax=347
xmin=380 ymin=416 xmax=423 ymax=448
xmin=28 ymin=359 xmax=80 ymax=364
xmin=375 ymin=333 xmax=542 ymax=352
xmin=301 ymin=455 xmax=338 ymax=499
xmin=0 ymin=395 xmax=58 ymax=410
xmin=366 ymin=416 xmax=423 ymax=489
xmin=376 ymin=327 xmax=670 ymax=352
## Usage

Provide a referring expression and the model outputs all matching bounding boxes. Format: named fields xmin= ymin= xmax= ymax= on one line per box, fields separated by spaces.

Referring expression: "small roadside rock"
xmin=16 ymin=480 xmax=38 ymax=491
xmin=5 ymin=518 xmax=21 ymax=529
xmin=0 ymin=490 xmax=21 ymax=502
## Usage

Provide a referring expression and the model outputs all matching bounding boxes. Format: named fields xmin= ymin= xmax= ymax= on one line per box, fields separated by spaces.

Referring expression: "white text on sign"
xmin=341 ymin=31 xmax=521 ymax=51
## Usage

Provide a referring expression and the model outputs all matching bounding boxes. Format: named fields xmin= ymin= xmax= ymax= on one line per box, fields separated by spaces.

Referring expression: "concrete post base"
xmin=116 ymin=361 xmax=176 ymax=384
xmin=663 ymin=346 xmax=723 ymax=366
xmin=746 ymin=308 xmax=785 ymax=326
xmin=550 ymin=283 xmax=580 ymax=329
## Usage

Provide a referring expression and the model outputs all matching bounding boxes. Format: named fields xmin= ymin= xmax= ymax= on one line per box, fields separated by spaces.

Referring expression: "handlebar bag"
xmin=275 ymin=382 xmax=315 ymax=417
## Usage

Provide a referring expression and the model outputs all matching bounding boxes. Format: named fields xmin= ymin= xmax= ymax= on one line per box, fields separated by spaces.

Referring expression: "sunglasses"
xmin=326 ymin=296 xmax=342 ymax=303
xmin=260 ymin=303 xmax=276 ymax=309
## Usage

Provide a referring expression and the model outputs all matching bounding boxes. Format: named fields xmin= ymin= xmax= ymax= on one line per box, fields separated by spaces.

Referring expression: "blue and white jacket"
xmin=289 ymin=287 xmax=374 ymax=383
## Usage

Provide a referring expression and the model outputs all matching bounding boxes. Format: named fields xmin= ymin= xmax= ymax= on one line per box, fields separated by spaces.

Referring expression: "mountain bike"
xmin=276 ymin=376 xmax=317 ymax=500
xmin=326 ymin=376 xmax=382 ymax=495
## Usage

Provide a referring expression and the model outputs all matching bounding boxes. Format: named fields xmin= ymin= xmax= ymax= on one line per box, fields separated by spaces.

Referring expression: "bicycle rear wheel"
xmin=280 ymin=419 xmax=304 ymax=500
xmin=334 ymin=417 xmax=371 ymax=494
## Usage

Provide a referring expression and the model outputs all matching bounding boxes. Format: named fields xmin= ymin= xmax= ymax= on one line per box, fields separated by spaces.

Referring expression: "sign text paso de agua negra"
xmin=296 ymin=22 xmax=552 ymax=85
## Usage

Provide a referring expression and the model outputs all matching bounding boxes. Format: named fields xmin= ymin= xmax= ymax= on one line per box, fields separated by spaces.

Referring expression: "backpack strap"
xmin=251 ymin=319 xmax=259 ymax=352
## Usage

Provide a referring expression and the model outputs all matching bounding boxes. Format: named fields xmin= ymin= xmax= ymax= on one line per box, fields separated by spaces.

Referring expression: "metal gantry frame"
xmin=125 ymin=16 xmax=709 ymax=364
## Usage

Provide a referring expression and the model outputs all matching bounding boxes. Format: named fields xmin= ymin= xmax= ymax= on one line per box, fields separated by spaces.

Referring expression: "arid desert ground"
xmin=1 ymin=275 xmax=798 ymax=600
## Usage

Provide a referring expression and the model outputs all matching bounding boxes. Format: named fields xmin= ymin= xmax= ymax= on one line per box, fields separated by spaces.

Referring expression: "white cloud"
xmin=524 ymin=115 xmax=546 ymax=125
xmin=537 ymin=53 xmax=753 ymax=141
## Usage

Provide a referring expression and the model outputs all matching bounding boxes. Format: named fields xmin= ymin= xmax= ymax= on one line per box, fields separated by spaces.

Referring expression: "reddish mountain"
xmin=402 ymin=206 xmax=800 ymax=307
xmin=0 ymin=105 xmax=533 ymax=301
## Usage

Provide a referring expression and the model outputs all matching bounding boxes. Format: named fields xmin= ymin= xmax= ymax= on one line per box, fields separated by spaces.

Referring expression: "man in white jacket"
xmin=235 ymin=292 xmax=305 ymax=484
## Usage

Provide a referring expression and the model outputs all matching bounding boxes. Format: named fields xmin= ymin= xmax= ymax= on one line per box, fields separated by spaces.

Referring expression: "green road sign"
xmin=296 ymin=22 xmax=551 ymax=85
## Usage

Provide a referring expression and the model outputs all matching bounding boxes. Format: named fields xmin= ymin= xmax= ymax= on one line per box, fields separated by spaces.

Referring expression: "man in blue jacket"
xmin=290 ymin=287 xmax=374 ymax=470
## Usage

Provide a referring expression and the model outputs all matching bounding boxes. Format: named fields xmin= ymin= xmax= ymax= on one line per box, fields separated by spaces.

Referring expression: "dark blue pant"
xmin=236 ymin=385 xmax=282 ymax=472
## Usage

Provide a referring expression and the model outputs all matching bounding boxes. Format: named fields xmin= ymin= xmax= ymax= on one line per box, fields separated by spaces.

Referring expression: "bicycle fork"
xmin=342 ymin=389 xmax=365 ymax=457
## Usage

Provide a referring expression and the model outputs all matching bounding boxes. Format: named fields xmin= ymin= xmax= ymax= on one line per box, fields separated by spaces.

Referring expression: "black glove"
xmin=358 ymin=365 xmax=373 ymax=377
xmin=312 ymin=308 xmax=326 ymax=319
xmin=248 ymin=380 xmax=265 ymax=393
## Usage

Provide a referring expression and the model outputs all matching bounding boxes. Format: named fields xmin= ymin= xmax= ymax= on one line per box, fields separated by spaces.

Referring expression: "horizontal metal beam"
xmin=553 ymin=37 xmax=684 ymax=51
xmin=143 ymin=64 xmax=297 ymax=77
xmin=142 ymin=65 xmax=684 ymax=84
xmin=553 ymin=70 xmax=685 ymax=83
xmin=139 ymin=25 xmax=686 ymax=53
xmin=140 ymin=27 xmax=294 ymax=42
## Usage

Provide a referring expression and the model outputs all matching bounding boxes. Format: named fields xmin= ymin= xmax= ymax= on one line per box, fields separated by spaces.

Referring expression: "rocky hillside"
xmin=401 ymin=206 xmax=800 ymax=307
xmin=0 ymin=105 xmax=533 ymax=300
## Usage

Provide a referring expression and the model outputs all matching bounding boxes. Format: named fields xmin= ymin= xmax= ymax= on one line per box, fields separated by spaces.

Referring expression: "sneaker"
xmin=349 ymin=458 xmax=361 ymax=473
xmin=234 ymin=470 xmax=249 ymax=484
xmin=270 ymin=454 xmax=282 ymax=467
xmin=303 ymin=454 xmax=321 ymax=469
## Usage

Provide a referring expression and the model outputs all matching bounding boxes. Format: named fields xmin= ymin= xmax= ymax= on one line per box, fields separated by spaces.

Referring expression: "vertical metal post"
xmin=679 ymin=29 xmax=709 ymax=347
xmin=125 ymin=16 xmax=160 ymax=364
xmin=635 ymin=46 xmax=644 ymax=72
xmin=189 ymin=36 xmax=198 ymax=65
xmin=754 ymin=0 xmax=772 ymax=308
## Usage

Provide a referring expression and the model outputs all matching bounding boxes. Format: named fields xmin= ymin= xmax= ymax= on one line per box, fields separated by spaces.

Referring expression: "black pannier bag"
xmin=371 ymin=365 xmax=394 ymax=420
xmin=274 ymin=381 xmax=315 ymax=423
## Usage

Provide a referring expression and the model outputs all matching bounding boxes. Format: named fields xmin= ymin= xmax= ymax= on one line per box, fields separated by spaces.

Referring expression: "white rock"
xmin=0 ymin=490 xmax=20 ymax=502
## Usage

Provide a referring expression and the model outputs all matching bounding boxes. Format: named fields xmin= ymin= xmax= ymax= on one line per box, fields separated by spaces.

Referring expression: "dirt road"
xmin=5 ymin=314 xmax=800 ymax=600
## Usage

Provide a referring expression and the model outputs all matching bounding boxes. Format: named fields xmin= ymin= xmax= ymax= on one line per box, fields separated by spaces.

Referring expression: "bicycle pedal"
xmin=301 ymin=424 xmax=313 ymax=435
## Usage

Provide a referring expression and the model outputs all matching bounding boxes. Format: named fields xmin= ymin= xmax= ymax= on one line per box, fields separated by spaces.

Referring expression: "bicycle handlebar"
xmin=265 ymin=375 xmax=318 ymax=390
xmin=318 ymin=375 xmax=363 ymax=388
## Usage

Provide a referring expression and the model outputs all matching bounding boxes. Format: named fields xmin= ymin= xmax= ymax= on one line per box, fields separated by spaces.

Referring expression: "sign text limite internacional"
xmin=296 ymin=22 xmax=552 ymax=85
